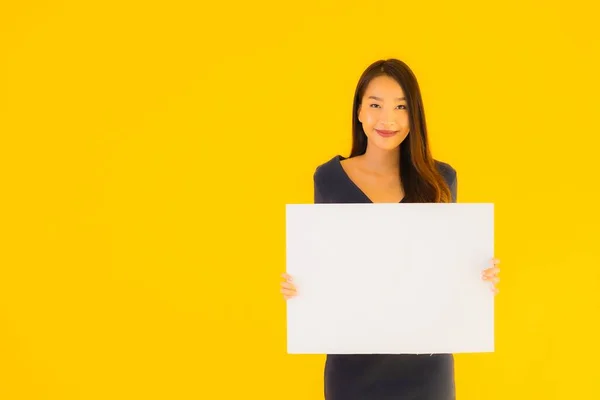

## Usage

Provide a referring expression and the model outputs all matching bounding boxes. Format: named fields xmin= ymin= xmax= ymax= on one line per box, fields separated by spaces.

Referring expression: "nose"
xmin=380 ymin=109 xmax=396 ymax=128
xmin=380 ymin=117 xmax=396 ymax=129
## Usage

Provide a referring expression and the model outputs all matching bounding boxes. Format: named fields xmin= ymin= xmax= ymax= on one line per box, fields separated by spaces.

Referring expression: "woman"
xmin=281 ymin=58 xmax=500 ymax=400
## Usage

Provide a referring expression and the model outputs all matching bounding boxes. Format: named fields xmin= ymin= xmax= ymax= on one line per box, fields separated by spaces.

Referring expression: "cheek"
xmin=395 ymin=113 xmax=411 ymax=130
xmin=362 ymin=111 xmax=377 ymax=126
xmin=361 ymin=110 xmax=410 ymax=127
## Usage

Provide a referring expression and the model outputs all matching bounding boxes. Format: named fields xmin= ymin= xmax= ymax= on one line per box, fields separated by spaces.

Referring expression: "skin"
xmin=281 ymin=75 xmax=500 ymax=299
xmin=341 ymin=75 xmax=410 ymax=203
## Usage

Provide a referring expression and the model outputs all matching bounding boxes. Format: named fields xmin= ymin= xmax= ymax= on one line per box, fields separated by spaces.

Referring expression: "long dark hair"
xmin=350 ymin=59 xmax=452 ymax=203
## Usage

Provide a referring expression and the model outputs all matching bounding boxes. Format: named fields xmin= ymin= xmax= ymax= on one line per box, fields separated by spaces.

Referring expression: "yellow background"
xmin=1 ymin=1 xmax=599 ymax=399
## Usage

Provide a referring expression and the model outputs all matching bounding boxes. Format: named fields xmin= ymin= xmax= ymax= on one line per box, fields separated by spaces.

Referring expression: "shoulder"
xmin=434 ymin=159 xmax=457 ymax=186
xmin=312 ymin=155 xmax=347 ymax=203
xmin=313 ymin=155 xmax=343 ymax=184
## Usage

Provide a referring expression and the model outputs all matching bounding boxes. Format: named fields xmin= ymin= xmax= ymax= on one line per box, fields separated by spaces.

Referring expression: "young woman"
xmin=281 ymin=58 xmax=500 ymax=400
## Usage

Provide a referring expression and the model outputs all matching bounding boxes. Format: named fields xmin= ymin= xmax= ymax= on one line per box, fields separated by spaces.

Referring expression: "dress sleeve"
xmin=449 ymin=170 xmax=457 ymax=203
xmin=313 ymin=168 xmax=325 ymax=204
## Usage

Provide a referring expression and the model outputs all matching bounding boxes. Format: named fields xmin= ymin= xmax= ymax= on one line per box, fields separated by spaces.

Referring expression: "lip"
xmin=375 ymin=129 xmax=398 ymax=137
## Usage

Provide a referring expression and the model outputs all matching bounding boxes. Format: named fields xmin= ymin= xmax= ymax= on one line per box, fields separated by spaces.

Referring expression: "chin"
xmin=367 ymin=131 xmax=408 ymax=150
xmin=378 ymin=145 xmax=402 ymax=152
xmin=368 ymin=137 xmax=404 ymax=151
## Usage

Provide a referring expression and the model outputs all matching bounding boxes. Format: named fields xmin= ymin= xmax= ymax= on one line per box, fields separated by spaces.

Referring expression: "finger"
xmin=281 ymin=273 xmax=293 ymax=281
xmin=482 ymin=267 xmax=500 ymax=277
xmin=489 ymin=270 xmax=500 ymax=279
xmin=280 ymin=281 xmax=296 ymax=290
xmin=281 ymin=288 xmax=297 ymax=296
xmin=491 ymin=286 xmax=500 ymax=295
xmin=281 ymin=286 xmax=297 ymax=292
xmin=483 ymin=272 xmax=501 ymax=281
xmin=482 ymin=275 xmax=496 ymax=282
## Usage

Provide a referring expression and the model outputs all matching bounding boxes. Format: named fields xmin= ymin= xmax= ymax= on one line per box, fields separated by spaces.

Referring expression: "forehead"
xmin=363 ymin=75 xmax=405 ymax=99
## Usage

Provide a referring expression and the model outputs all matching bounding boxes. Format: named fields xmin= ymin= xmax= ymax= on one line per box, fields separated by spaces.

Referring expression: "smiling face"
xmin=357 ymin=75 xmax=411 ymax=152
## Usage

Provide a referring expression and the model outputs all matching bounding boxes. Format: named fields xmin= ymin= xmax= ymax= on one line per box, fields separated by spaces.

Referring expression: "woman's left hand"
xmin=482 ymin=258 xmax=500 ymax=295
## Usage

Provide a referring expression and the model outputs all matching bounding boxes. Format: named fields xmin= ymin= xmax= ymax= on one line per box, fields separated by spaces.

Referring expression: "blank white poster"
xmin=285 ymin=203 xmax=494 ymax=355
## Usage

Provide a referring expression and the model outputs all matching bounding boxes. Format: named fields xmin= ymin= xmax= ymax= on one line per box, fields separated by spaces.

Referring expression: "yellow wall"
xmin=1 ymin=1 xmax=599 ymax=399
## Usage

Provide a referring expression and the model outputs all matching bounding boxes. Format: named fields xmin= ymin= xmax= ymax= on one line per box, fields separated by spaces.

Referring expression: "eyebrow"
xmin=368 ymin=96 xmax=406 ymax=101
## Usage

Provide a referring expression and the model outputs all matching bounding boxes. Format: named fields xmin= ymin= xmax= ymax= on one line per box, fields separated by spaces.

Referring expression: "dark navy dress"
xmin=313 ymin=155 xmax=458 ymax=400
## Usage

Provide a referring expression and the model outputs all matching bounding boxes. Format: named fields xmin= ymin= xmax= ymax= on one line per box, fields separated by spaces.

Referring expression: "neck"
xmin=360 ymin=144 xmax=400 ymax=174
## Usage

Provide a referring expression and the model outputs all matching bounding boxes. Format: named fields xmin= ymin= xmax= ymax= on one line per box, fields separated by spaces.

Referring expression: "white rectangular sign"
xmin=285 ymin=203 xmax=494 ymax=354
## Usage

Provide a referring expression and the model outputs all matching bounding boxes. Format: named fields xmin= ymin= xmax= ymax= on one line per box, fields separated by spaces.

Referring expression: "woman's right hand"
xmin=280 ymin=273 xmax=297 ymax=300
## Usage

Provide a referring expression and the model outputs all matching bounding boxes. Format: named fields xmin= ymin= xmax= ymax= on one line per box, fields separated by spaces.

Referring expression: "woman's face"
xmin=358 ymin=75 xmax=410 ymax=151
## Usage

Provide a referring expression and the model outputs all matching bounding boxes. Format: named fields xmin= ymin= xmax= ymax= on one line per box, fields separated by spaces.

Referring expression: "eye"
xmin=368 ymin=104 xmax=407 ymax=110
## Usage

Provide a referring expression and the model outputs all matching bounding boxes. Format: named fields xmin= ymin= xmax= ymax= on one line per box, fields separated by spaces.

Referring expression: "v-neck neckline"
xmin=334 ymin=155 xmax=406 ymax=204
